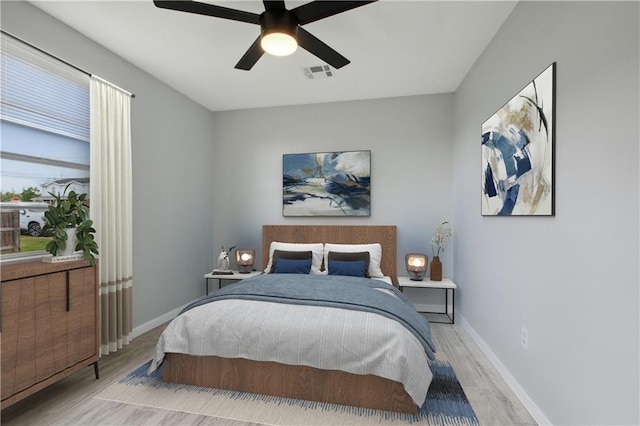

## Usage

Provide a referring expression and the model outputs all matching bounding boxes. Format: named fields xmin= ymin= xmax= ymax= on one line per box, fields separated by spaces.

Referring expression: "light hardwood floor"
xmin=1 ymin=320 xmax=537 ymax=425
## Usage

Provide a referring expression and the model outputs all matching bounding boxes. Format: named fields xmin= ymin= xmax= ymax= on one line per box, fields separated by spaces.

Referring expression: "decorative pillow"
xmin=273 ymin=258 xmax=312 ymax=274
xmin=327 ymin=251 xmax=370 ymax=277
xmin=264 ymin=242 xmax=324 ymax=274
xmin=270 ymin=250 xmax=312 ymax=273
xmin=323 ymin=243 xmax=384 ymax=278
xmin=328 ymin=259 xmax=367 ymax=278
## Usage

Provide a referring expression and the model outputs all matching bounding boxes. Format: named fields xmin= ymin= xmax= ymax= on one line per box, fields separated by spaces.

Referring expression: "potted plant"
xmin=43 ymin=184 xmax=99 ymax=265
xmin=430 ymin=221 xmax=453 ymax=281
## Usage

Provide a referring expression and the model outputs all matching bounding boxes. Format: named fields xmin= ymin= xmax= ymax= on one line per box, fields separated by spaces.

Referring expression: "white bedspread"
xmin=150 ymin=296 xmax=433 ymax=406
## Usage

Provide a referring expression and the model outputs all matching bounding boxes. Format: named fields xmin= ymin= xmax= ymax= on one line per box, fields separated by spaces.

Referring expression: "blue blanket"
xmin=182 ymin=274 xmax=436 ymax=360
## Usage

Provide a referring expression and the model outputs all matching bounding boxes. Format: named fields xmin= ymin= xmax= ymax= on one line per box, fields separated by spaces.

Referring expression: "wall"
xmin=211 ymin=94 xmax=455 ymax=308
xmin=2 ymin=1 xmax=217 ymax=329
xmin=452 ymin=2 xmax=639 ymax=424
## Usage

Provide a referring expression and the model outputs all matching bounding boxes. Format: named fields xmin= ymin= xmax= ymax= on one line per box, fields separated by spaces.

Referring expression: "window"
xmin=1 ymin=32 xmax=90 ymax=258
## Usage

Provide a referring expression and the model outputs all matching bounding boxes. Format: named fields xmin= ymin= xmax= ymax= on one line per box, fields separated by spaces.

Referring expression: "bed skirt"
xmin=162 ymin=353 xmax=417 ymax=414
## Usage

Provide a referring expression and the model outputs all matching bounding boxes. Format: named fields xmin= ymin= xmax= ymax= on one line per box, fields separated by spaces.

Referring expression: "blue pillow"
xmin=274 ymin=258 xmax=312 ymax=274
xmin=328 ymin=260 xmax=367 ymax=278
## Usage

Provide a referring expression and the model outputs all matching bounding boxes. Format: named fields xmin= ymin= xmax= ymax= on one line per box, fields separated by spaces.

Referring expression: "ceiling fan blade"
xmin=153 ymin=1 xmax=260 ymax=25
xmin=263 ymin=1 xmax=286 ymax=11
xmin=292 ymin=1 xmax=377 ymax=25
xmin=297 ymin=27 xmax=349 ymax=69
xmin=235 ymin=36 xmax=264 ymax=70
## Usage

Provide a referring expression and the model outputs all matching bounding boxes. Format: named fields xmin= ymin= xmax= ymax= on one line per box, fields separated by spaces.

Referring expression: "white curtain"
xmin=90 ymin=76 xmax=133 ymax=356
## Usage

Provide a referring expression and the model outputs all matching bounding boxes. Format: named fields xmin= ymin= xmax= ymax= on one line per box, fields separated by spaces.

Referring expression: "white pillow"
xmin=323 ymin=243 xmax=384 ymax=278
xmin=264 ymin=242 xmax=325 ymax=275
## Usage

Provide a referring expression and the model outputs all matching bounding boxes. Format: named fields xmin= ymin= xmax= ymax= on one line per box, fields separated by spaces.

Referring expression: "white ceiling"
xmin=30 ymin=1 xmax=517 ymax=112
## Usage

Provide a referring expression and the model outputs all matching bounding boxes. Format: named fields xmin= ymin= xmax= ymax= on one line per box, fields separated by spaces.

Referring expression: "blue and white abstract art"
xmin=283 ymin=150 xmax=370 ymax=216
xmin=481 ymin=63 xmax=555 ymax=216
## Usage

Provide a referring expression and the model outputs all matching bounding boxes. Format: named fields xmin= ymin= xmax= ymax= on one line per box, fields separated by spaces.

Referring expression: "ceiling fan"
xmin=153 ymin=0 xmax=377 ymax=70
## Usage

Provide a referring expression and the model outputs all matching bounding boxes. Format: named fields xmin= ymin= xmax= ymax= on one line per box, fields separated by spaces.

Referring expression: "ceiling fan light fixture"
xmin=261 ymin=31 xmax=298 ymax=56
xmin=259 ymin=9 xmax=299 ymax=57
xmin=154 ymin=0 xmax=378 ymax=70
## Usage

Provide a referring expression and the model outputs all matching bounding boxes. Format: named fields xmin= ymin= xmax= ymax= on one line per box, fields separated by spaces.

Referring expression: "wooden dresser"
xmin=1 ymin=259 xmax=99 ymax=409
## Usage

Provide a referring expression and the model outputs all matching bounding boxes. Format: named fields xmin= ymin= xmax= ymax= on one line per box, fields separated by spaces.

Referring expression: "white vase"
xmin=59 ymin=227 xmax=77 ymax=256
xmin=217 ymin=251 xmax=230 ymax=270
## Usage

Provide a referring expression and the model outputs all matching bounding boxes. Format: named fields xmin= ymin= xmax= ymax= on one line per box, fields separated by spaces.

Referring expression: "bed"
xmin=151 ymin=225 xmax=435 ymax=414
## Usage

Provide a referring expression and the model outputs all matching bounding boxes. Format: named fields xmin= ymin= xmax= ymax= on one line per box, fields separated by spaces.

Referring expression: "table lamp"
xmin=235 ymin=249 xmax=255 ymax=273
xmin=405 ymin=253 xmax=428 ymax=281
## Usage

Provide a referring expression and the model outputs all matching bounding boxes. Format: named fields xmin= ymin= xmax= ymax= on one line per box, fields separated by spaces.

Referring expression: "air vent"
xmin=303 ymin=65 xmax=334 ymax=79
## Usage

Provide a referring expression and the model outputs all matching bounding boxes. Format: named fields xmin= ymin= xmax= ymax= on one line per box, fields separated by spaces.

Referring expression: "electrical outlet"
xmin=521 ymin=327 xmax=528 ymax=349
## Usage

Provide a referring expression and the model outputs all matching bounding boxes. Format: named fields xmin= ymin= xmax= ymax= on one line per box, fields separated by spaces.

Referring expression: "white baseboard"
xmin=458 ymin=315 xmax=553 ymax=426
xmin=131 ymin=303 xmax=188 ymax=339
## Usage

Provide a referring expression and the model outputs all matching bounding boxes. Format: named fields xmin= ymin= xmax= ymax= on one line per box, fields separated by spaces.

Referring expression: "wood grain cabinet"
xmin=1 ymin=260 xmax=99 ymax=409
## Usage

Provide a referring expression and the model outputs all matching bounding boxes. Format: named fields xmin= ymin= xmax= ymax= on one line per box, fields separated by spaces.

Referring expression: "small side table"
xmin=397 ymin=276 xmax=457 ymax=324
xmin=204 ymin=270 xmax=262 ymax=295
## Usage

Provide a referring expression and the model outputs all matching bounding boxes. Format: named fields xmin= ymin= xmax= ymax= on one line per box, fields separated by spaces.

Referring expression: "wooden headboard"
xmin=262 ymin=225 xmax=398 ymax=285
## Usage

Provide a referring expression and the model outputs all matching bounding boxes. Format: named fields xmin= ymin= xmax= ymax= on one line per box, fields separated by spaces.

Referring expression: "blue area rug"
xmin=96 ymin=359 xmax=478 ymax=425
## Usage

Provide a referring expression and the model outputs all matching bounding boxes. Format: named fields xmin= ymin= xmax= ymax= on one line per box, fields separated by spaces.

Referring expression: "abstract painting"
xmin=481 ymin=63 xmax=555 ymax=216
xmin=283 ymin=150 xmax=370 ymax=216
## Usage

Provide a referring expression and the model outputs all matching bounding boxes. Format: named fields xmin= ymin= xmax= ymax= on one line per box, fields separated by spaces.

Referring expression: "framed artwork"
xmin=481 ymin=62 xmax=556 ymax=216
xmin=283 ymin=150 xmax=371 ymax=217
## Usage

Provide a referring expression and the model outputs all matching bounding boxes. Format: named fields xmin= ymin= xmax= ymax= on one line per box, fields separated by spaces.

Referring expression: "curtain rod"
xmin=1 ymin=29 xmax=136 ymax=99
xmin=91 ymin=75 xmax=134 ymax=99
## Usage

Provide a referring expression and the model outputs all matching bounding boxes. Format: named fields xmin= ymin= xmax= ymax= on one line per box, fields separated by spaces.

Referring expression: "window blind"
xmin=0 ymin=32 xmax=90 ymax=142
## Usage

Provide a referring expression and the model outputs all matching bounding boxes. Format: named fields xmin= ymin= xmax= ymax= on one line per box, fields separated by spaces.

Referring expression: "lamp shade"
xmin=405 ymin=253 xmax=428 ymax=281
xmin=235 ymin=248 xmax=255 ymax=273
xmin=261 ymin=31 xmax=298 ymax=56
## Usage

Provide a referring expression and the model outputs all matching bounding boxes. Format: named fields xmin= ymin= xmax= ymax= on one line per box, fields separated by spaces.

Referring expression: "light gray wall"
xmin=2 ymin=1 xmax=217 ymax=328
xmin=452 ymin=2 xmax=639 ymax=424
xmin=210 ymin=94 xmax=455 ymax=293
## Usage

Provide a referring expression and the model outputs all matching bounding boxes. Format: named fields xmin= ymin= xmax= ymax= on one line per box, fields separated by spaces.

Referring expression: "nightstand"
xmin=397 ymin=276 xmax=457 ymax=324
xmin=204 ymin=270 xmax=262 ymax=295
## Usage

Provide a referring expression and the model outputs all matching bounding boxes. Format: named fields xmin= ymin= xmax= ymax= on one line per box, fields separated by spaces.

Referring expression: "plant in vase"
xmin=430 ymin=221 xmax=453 ymax=281
xmin=43 ymin=184 xmax=99 ymax=265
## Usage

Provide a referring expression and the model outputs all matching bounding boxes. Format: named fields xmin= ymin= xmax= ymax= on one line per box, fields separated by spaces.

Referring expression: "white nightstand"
xmin=204 ymin=270 xmax=262 ymax=295
xmin=397 ymin=276 xmax=457 ymax=324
